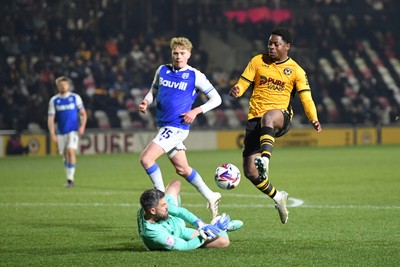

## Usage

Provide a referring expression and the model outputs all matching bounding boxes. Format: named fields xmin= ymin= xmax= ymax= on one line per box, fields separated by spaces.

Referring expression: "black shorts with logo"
xmin=242 ymin=110 xmax=291 ymax=157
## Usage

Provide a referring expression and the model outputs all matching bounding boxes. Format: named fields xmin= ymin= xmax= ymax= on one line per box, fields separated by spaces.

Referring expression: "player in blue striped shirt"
xmin=48 ymin=76 xmax=87 ymax=187
xmin=139 ymin=37 xmax=222 ymax=218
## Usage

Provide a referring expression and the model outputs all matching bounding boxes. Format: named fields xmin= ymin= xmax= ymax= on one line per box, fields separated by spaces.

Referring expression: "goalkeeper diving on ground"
xmin=137 ymin=179 xmax=243 ymax=251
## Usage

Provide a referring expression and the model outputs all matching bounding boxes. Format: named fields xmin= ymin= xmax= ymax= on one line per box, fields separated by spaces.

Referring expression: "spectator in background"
xmin=125 ymin=98 xmax=147 ymax=128
xmin=0 ymin=0 xmax=399 ymax=132
xmin=105 ymin=37 xmax=119 ymax=61
xmin=6 ymin=133 xmax=29 ymax=155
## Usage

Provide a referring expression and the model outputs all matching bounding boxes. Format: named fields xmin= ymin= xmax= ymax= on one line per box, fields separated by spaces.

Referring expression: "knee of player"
xmin=262 ymin=110 xmax=281 ymax=125
xmin=139 ymin=154 xmax=151 ymax=167
xmin=243 ymin=169 xmax=258 ymax=181
xmin=175 ymin=166 xmax=190 ymax=177
xmin=175 ymin=168 xmax=187 ymax=177
xmin=139 ymin=156 xmax=145 ymax=166
xmin=219 ymin=236 xmax=230 ymax=248
xmin=66 ymin=148 xmax=75 ymax=156
xmin=168 ymin=179 xmax=182 ymax=189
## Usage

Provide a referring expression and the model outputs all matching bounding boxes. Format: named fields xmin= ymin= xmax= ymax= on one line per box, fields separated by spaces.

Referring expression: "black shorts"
xmin=242 ymin=110 xmax=291 ymax=157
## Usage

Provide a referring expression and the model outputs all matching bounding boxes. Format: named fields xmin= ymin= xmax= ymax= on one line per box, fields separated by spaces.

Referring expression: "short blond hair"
xmin=55 ymin=76 xmax=70 ymax=86
xmin=170 ymin=37 xmax=193 ymax=51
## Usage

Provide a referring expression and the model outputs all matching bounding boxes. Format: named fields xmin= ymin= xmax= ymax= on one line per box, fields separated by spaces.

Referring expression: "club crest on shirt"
xmin=182 ymin=73 xmax=189 ymax=79
xmin=164 ymin=236 xmax=175 ymax=246
xmin=283 ymin=68 xmax=292 ymax=75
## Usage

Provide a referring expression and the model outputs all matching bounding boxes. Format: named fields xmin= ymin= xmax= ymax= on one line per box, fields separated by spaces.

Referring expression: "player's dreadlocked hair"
xmin=140 ymin=189 xmax=165 ymax=210
xmin=271 ymin=28 xmax=293 ymax=44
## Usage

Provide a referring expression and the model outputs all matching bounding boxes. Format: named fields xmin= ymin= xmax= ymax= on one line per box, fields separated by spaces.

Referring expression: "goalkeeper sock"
xmin=260 ymin=126 xmax=275 ymax=159
xmin=252 ymin=176 xmax=277 ymax=198
xmin=146 ymin=163 xmax=165 ymax=192
xmin=186 ymin=169 xmax=213 ymax=199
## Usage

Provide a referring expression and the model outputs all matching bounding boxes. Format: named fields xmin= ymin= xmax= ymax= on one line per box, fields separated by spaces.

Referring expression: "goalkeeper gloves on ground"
xmin=211 ymin=213 xmax=231 ymax=231
xmin=194 ymin=219 xmax=221 ymax=240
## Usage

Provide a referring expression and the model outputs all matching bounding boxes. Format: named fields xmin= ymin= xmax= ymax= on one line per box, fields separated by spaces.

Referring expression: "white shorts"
xmin=153 ymin=126 xmax=189 ymax=158
xmin=57 ymin=131 xmax=79 ymax=154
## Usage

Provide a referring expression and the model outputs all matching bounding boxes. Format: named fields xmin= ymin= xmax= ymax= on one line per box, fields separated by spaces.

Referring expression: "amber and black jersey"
xmin=236 ymin=54 xmax=318 ymax=122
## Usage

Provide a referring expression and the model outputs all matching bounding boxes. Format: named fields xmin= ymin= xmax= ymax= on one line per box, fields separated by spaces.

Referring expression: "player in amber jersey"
xmin=230 ymin=28 xmax=322 ymax=224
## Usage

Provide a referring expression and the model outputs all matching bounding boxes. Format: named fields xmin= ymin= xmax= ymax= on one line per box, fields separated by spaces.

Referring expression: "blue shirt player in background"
xmin=48 ymin=76 xmax=87 ymax=188
xmin=139 ymin=37 xmax=223 ymax=218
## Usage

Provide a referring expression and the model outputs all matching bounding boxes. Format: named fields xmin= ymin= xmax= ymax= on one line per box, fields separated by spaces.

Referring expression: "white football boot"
xmin=275 ymin=191 xmax=289 ymax=224
xmin=207 ymin=192 xmax=222 ymax=219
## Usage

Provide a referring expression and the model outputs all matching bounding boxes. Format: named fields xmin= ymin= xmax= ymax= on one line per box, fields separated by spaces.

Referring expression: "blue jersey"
xmin=151 ymin=64 xmax=215 ymax=130
xmin=48 ymin=92 xmax=84 ymax=134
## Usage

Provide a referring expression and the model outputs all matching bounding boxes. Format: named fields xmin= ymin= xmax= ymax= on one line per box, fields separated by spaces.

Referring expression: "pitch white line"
xmin=1 ymin=192 xmax=398 ymax=209
xmin=1 ymin=201 xmax=399 ymax=209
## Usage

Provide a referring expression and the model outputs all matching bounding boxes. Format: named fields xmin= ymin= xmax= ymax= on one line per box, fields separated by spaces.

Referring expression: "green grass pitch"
xmin=1 ymin=145 xmax=399 ymax=266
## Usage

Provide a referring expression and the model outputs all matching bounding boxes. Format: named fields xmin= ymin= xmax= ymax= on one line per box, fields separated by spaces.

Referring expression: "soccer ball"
xmin=214 ymin=163 xmax=241 ymax=190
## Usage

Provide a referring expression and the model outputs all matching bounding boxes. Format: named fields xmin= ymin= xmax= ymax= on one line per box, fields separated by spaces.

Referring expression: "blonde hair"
xmin=55 ymin=76 xmax=70 ymax=86
xmin=170 ymin=37 xmax=193 ymax=51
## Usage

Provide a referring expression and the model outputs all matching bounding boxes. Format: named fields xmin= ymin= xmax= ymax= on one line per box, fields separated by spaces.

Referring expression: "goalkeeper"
xmin=137 ymin=179 xmax=243 ymax=251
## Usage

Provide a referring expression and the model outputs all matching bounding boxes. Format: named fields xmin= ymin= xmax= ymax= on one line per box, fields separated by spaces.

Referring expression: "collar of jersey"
xmin=274 ymin=57 xmax=291 ymax=65
xmin=171 ymin=65 xmax=190 ymax=72
xmin=58 ymin=92 xmax=71 ymax=98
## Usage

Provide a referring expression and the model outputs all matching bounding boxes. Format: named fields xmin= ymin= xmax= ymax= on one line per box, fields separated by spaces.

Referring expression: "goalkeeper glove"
xmin=194 ymin=219 xmax=221 ymax=240
xmin=211 ymin=213 xmax=230 ymax=231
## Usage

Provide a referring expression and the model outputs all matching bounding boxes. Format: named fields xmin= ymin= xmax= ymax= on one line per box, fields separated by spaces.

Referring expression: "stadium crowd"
xmin=0 ymin=0 xmax=399 ymax=132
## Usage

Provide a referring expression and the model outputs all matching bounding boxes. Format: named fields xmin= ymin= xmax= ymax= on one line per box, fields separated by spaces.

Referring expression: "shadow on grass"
xmin=98 ymin=242 xmax=148 ymax=252
xmin=2 ymin=240 xmax=148 ymax=256
xmin=16 ymin=221 xmax=149 ymax=254
xmin=27 ymin=221 xmax=115 ymax=232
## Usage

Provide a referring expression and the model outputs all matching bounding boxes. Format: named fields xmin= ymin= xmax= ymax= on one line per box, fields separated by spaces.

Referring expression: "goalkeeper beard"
xmin=154 ymin=211 xmax=169 ymax=221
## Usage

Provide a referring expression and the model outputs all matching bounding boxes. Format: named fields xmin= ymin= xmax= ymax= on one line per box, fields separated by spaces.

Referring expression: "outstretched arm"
xmin=298 ymin=89 xmax=322 ymax=133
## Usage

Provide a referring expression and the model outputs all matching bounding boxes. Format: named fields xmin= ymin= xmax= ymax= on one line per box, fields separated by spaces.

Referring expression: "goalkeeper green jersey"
xmin=137 ymin=194 xmax=205 ymax=251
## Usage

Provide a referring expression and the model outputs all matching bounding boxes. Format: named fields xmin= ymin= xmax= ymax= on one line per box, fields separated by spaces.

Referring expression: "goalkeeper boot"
xmin=227 ymin=220 xmax=244 ymax=232
xmin=207 ymin=192 xmax=222 ymax=219
xmin=275 ymin=191 xmax=289 ymax=224
xmin=254 ymin=156 xmax=269 ymax=180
